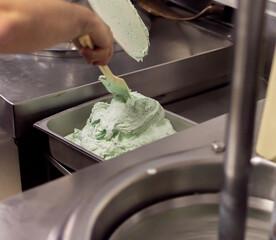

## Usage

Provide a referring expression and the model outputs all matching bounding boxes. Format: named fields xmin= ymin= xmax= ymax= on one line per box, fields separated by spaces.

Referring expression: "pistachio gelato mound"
xmin=65 ymin=92 xmax=176 ymax=160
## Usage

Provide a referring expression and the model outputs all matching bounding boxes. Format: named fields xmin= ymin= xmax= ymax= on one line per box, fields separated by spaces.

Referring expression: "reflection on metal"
xmin=212 ymin=141 xmax=226 ymax=153
xmin=214 ymin=0 xmax=237 ymax=8
xmin=270 ymin=191 xmax=276 ymax=239
xmin=146 ymin=168 xmax=158 ymax=175
xmin=137 ymin=0 xmax=225 ymax=21
xmin=33 ymin=42 xmax=124 ymax=58
xmin=219 ymin=0 xmax=267 ymax=239
xmin=44 ymin=42 xmax=78 ymax=52
xmin=33 ymin=42 xmax=80 ymax=58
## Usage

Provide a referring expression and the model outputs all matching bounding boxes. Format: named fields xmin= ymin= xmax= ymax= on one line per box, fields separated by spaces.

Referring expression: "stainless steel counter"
xmin=165 ymin=78 xmax=267 ymax=123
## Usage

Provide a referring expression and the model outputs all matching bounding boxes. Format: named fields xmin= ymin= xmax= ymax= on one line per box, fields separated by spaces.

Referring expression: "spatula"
xmin=256 ymin=46 xmax=276 ymax=161
xmin=78 ymin=0 xmax=149 ymax=100
xmin=79 ymin=35 xmax=131 ymax=101
xmin=85 ymin=0 xmax=149 ymax=62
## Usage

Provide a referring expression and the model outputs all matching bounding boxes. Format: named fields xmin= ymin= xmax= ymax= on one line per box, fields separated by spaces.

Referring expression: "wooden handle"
xmin=78 ymin=34 xmax=94 ymax=49
xmin=78 ymin=34 xmax=112 ymax=77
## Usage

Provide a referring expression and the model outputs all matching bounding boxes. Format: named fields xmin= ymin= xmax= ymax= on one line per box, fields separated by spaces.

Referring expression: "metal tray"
xmin=34 ymin=96 xmax=196 ymax=170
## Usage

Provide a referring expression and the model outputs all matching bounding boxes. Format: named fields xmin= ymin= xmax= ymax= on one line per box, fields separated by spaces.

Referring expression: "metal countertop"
xmin=165 ymin=78 xmax=267 ymax=123
xmin=0 ymin=19 xmax=231 ymax=103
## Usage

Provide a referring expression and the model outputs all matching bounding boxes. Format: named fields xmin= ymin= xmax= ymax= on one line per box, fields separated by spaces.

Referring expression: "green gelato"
xmin=65 ymin=92 xmax=176 ymax=160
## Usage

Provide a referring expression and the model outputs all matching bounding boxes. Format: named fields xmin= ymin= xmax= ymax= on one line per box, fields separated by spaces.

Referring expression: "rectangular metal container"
xmin=35 ymin=96 xmax=196 ymax=170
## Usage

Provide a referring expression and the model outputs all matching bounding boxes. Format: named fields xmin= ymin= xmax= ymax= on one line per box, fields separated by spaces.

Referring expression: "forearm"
xmin=0 ymin=0 xmax=98 ymax=53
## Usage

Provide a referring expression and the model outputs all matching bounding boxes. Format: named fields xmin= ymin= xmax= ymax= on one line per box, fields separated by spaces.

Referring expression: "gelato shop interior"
xmin=0 ymin=0 xmax=276 ymax=239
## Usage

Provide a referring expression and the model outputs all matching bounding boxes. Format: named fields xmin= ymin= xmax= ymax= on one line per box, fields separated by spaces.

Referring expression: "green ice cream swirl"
xmin=66 ymin=92 xmax=176 ymax=159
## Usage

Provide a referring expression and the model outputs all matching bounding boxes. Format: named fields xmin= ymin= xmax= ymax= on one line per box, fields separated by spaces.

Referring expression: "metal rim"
xmin=57 ymin=147 xmax=224 ymax=240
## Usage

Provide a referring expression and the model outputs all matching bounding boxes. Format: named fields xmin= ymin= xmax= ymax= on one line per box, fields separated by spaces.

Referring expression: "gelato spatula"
xmin=79 ymin=35 xmax=130 ymax=101
xmin=79 ymin=0 xmax=149 ymax=101
xmin=86 ymin=0 xmax=149 ymax=62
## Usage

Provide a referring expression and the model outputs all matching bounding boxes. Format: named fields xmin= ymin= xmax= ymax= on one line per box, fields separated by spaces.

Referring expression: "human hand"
xmin=74 ymin=14 xmax=114 ymax=66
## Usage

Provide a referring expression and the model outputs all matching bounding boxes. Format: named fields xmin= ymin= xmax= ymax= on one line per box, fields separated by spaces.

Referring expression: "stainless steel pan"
xmin=34 ymin=95 xmax=196 ymax=171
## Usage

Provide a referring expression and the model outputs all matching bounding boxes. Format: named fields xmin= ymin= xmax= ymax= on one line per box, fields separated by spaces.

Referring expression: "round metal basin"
xmin=57 ymin=148 xmax=276 ymax=240
xmin=110 ymin=194 xmax=272 ymax=240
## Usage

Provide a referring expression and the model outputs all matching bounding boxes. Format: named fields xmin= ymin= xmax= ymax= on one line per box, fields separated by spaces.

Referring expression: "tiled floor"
xmin=0 ymin=128 xmax=21 ymax=201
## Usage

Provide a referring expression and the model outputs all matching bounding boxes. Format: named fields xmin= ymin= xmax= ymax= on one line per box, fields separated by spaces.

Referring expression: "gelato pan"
xmin=35 ymin=95 xmax=195 ymax=170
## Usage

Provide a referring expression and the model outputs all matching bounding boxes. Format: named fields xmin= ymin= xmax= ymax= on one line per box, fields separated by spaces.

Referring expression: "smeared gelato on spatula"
xmin=65 ymin=92 xmax=176 ymax=160
xmin=87 ymin=0 xmax=149 ymax=61
xmin=98 ymin=69 xmax=130 ymax=102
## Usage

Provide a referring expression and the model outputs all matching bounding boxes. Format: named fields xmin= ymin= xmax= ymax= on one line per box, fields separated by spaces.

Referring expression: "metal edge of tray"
xmin=34 ymin=96 xmax=197 ymax=171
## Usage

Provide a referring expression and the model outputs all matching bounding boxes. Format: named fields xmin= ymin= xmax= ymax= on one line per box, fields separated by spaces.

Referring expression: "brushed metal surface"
xmin=218 ymin=0 xmax=267 ymax=239
xmin=34 ymin=95 xmax=196 ymax=170
xmin=215 ymin=0 xmax=276 ymax=12
xmin=0 ymin=128 xmax=21 ymax=201
xmin=214 ymin=0 xmax=237 ymax=8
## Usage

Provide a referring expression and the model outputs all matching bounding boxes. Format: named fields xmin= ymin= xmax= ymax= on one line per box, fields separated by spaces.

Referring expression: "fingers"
xmin=75 ymin=13 xmax=114 ymax=65
xmin=94 ymin=45 xmax=113 ymax=66
xmin=80 ymin=45 xmax=113 ymax=66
